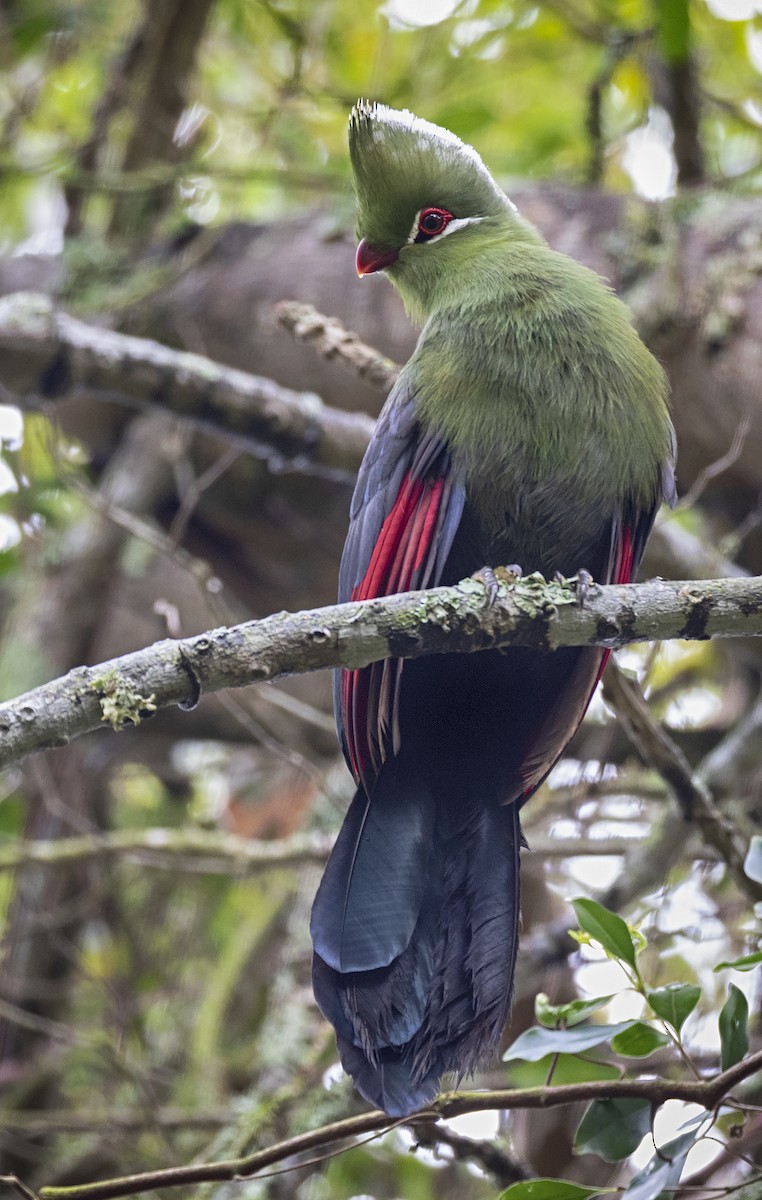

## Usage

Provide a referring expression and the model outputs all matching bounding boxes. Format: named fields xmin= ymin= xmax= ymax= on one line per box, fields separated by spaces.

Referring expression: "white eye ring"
xmin=407 ymin=211 xmax=485 ymax=245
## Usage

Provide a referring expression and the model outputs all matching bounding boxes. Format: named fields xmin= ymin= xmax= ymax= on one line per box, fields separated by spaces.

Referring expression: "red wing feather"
xmin=594 ymin=522 xmax=635 ymax=686
xmin=353 ymin=472 xmax=420 ymax=603
xmin=614 ymin=524 xmax=635 ymax=585
xmin=342 ymin=469 xmax=454 ymax=790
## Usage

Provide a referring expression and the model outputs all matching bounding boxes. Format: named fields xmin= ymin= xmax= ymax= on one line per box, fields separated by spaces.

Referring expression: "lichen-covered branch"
xmin=0 ymin=291 xmax=374 ymax=476
xmin=0 ymin=572 xmax=761 ymax=771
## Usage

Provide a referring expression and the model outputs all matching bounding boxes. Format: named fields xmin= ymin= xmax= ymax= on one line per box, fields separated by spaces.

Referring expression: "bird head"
xmin=348 ymin=101 xmax=535 ymax=315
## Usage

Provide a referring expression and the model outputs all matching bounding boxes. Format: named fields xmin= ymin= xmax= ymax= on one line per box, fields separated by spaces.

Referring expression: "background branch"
xmin=0 ymin=828 xmax=652 ymax=875
xmin=603 ymin=659 xmax=761 ymax=901
xmin=0 ymin=829 xmax=333 ymax=874
xmin=411 ymin=1122 xmax=529 ymax=1187
xmin=0 ymin=292 xmax=374 ymax=478
xmin=274 ymin=300 xmax=400 ymax=392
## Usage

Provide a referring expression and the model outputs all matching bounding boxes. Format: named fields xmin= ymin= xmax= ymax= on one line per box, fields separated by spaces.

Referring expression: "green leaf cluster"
xmin=501 ymin=898 xmax=757 ymax=1195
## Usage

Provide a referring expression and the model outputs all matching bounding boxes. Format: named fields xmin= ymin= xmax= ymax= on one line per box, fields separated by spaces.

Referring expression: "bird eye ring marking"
xmin=414 ymin=207 xmax=453 ymax=242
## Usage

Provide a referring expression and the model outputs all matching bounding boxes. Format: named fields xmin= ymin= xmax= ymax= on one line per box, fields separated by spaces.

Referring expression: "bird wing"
xmin=337 ymin=379 xmax=676 ymax=804
xmin=517 ymin=465 xmax=675 ymax=800
xmin=611 ymin=426 xmax=676 ymax=608
xmin=335 ymin=374 xmax=466 ymax=793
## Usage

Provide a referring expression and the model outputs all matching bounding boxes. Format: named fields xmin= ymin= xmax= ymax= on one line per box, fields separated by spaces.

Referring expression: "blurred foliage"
xmin=0 ymin=0 xmax=761 ymax=253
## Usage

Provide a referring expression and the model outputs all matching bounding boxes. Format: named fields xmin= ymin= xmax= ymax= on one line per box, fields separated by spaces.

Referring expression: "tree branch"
xmin=22 ymin=1049 xmax=762 ymax=1200
xmin=411 ymin=1121 xmax=529 ymax=1187
xmin=0 ymin=292 xmax=374 ymax=478
xmin=1 ymin=572 xmax=761 ymax=770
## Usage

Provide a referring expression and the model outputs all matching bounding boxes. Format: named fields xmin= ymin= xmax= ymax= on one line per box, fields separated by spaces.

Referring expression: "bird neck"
xmin=389 ymin=215 xmax=543 ymax=324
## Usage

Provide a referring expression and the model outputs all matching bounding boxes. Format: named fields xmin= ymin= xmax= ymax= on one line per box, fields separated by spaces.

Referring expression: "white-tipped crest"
xmin=351 ymin=100 xmax=513 ymax=214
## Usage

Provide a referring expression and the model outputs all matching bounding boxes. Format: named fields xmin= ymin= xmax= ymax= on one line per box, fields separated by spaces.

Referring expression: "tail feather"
xmin=412 ymin=797 xmax=521 ymax=1082
xmin=334 ymin=1040 xmax=443 ymax=1117
xmin=313 ymin=898 xmax=440 ymax=1061
xmin=310 ymin=756 xmax=435 ymax=973
xmin=311 ymin=757 xmax=522 ymax=1116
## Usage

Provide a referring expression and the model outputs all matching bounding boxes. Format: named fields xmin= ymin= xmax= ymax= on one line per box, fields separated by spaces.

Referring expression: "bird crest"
xmin=348 ymin=100 xmax=513 ymax=251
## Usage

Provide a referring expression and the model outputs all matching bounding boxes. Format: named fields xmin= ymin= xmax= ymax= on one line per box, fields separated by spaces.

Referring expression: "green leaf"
xmin=719 ymin=984 xmax=749 ymax=1071
xmin=506 ymin=1053 xmax=620 ymax=1088
xmin=572 ymin=898 xmax=637 ymax=969
xmin=622 ymin=1129 xmax=697 ymax=1200
xmin=610 ymin=1021 xmax=669 ymax=1058
xmin=647 ymin=983 xmax=701 ymax=1033
xmin=535 ymin=992 xmax=615 ymax=1029
xmin=714 ymin=951 xmax=762 ymax=973
xmin=575 ymin=1098 xmax=652 ymax=1162
xmin=499 ymin=1181 xmax=607 ymax=1200
xmin=744 ymin=835 xmax=762 ymax=884
xmin=503 ymin=1022 xmax=635 ymax=1062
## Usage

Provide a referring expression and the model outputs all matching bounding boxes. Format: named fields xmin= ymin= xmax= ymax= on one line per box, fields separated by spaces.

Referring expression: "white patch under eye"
xmin=407 ymin=212 xmax=485 ymax=244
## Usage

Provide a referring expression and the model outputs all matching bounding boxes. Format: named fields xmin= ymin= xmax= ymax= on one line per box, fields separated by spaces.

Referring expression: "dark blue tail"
xmin=310 ymin=753 xmax=521 ymax=1116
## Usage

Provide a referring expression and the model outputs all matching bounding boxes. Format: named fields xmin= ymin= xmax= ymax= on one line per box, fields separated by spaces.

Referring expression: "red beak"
xmin=356 ymin=239 xmax=399 ymax=276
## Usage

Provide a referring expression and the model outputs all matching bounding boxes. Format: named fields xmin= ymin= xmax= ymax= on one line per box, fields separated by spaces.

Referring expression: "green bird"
xmin=310 ymin=102 xmax=675 ymax=1116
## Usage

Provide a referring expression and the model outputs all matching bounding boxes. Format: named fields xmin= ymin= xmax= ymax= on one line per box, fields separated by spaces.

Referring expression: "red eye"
xmin=415 ymin=207 xmax=453 ymax=241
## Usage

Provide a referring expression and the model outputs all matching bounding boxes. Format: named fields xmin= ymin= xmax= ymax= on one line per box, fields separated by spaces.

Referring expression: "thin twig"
xmin=1 ymin=1176 xmax=40 ymax=1200
xmin=69 ymin=474 xmax=238 ymax=623
xmin=168 ymin=443 xmax=242 ymax=546
xmin=677 ymin=413 xmax=752 ymax=511
xmin=412 ymin=1121 xmax=529 ymax=1187
xmin=274 ymin=301 xmax=399 ymax=392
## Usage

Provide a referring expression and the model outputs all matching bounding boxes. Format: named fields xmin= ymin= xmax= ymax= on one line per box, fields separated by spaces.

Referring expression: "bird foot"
xmin=575 ymin=568 xmax=593 ymax=608
xmin=472 ymin=566 xmax=500 ymax=605
xmin=554 ymin=568 xmax=593 ymax=607
xmin=471 ymin=564 xmax=523 ymax=606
